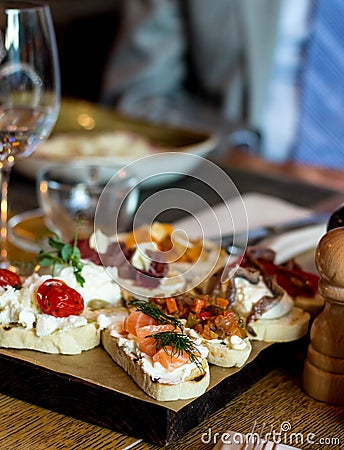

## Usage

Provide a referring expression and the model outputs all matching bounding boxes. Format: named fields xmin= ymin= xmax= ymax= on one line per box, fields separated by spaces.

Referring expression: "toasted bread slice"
xmin=102 ymin=329 xmax=210 ymax=401
xmin=294 ymin=293 xmax=324 ymax=318
xmin=0 ymin=322 xmax=100 ymax=354
xmin=247 ymin=306 xmax=310 ymax=342
xmin=202 ymin=337 xmax=252 ymax=368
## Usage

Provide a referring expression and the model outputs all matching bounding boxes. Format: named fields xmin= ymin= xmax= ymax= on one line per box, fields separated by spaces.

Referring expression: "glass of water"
xmin=37 ymin=163 xmax=139 ymax=243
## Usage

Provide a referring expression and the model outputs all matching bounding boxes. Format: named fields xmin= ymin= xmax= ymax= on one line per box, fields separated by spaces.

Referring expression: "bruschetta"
xmin=102 ymin=300 xmax=210 ymax=401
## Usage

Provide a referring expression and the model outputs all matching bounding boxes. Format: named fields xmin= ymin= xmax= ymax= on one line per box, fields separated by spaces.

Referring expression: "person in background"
xmin=100 ymin=0 xmax=308 ymax=162
xmin=100 ymin=0 xmax=344 ymax=174
xmin=46 ymin=0 xmax=120 ymax=102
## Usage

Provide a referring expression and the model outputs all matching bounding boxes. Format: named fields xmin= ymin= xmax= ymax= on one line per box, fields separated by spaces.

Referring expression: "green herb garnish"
xmin=130 ymin=300 xmax=204 ymax=373
xmin=151 ymin=330 xmax=204 ymax=372
xmin=37 ymin=232 xmax=85 ymax=287
xmin=131 ymin=300 xmax=181 ymax=329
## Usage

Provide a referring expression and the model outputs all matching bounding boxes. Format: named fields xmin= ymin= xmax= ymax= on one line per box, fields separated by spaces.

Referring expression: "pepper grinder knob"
xmin=302 ymin=228 xmax=344 ymax=404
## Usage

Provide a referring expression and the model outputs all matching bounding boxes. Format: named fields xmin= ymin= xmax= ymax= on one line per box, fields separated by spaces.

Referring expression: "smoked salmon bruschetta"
xmin=102 ymin=300 xmax=210 ymax=401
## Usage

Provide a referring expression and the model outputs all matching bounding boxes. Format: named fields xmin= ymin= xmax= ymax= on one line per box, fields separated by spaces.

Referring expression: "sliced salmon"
xmin=123 ymin=310 xmax=157 ymax=336
xmin=136 ymin=324 xmax=174 ymax=356
xmin=153 ymin=346 xmax=190 ymax=371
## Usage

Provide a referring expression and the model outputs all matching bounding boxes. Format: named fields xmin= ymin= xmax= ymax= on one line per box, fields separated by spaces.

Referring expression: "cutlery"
xmin=240 ymin=421 xmax=277 ymax=450
xmin=220 ymin=212 xmax=329 ymax=254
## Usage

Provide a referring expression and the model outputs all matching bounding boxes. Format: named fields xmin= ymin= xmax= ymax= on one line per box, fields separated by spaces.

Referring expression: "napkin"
xmin=173 ymin=192 xmax=326 ymax=263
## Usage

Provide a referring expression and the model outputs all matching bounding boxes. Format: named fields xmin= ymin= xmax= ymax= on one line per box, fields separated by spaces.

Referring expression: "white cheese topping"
xmin=0 ymin=262 xmax=123 ymax=337
xmin=131 ymin=242 xmax=158 ymax=271
xmin=89 ymin=228 xmax=110 ymax=254
xmin=233 ymin=276 xmax=293 ymax=319
xmin=53 ymin=260 xmax=122 ymax=306
xmin=35 ymin=314 xmax=88 ymax=337
xmin=113 ymin=327 xmax=208 ymax=385
xmin=229 ymin=334 xmax=249 ymax=350
xmin=191 ymin=327 xmax=248 ymax=351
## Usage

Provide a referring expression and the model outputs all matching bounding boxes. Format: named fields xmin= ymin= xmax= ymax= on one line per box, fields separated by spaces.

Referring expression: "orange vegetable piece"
xmin=192 ymin=297 xmax=207 ymax=314
xmin=151 ymin=222 xmax=174 ymax=248
xmin=166 ymin=297 xmax=178 ymax=314
xmin=126 ymin=225 xmax=151 ymax=249
xmin=215 ymin=297 xmax=229 ymax=309
xmin=126 ymin=222 xmax=175 ymax=250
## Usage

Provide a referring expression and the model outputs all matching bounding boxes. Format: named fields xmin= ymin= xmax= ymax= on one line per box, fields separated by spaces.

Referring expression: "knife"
xmin=219 ymin=211 xmax=329 ymax=253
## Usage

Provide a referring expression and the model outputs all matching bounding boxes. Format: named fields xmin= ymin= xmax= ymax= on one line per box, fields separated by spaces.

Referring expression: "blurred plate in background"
xmin=15 ymin=98 xmax=218 ymax=188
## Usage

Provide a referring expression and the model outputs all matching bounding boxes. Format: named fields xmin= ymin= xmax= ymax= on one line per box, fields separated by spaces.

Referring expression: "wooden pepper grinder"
xmin=302 ymin=228 xmax=344 ymax=404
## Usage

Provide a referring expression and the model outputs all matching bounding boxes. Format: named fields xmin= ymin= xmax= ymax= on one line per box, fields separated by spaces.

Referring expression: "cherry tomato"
xmin=0 ymin=268 xmax=21 ymax=289
xmin=37 ymin=279 xmax=84 ymax=317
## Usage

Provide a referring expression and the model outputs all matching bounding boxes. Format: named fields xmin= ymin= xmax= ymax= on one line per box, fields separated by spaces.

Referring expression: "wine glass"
xmin=0 ymin=1 xmax=60 ymax=268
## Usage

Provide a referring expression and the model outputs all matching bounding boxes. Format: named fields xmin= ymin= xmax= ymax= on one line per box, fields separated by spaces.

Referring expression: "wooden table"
xmin=1 ymin=358 xmax=343 ymax=450
xmin=2 ymin=164 xmax=343 ymax=450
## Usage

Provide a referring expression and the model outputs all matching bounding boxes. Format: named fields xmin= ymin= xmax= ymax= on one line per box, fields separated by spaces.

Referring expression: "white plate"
xmin=15 ymin=98 xmax=218 ymax=188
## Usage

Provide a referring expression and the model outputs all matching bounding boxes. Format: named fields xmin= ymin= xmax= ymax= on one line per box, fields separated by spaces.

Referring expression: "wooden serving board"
xmin=0 ymin=340 xmax=302 ymax=445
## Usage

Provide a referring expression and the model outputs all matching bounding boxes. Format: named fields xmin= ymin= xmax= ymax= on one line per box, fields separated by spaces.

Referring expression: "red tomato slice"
xmin=123 ymin=310 xmax=158 ymax=336
xmin=0 ymin=269 xmax=21 ymax=289
xmin=37 ymin=279 xmax=84 ymax=317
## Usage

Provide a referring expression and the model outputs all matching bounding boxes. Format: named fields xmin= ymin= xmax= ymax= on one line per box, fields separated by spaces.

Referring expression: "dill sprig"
xmin=36 ymin=232 xmax=85 ymax=287
xmin=130 ymin=300 xmax=204 ymax=373
xmin=131 ymin=300 xmax=181 ymax=330
xmin=151 ymin=330 xmax=204 ymax=373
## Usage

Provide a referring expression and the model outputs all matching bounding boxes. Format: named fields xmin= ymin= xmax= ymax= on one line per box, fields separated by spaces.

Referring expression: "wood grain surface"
xmin=0 ymin=353 xmax=343 ymax=450
xmin=0 ymin=341 xmax=280 ymax=445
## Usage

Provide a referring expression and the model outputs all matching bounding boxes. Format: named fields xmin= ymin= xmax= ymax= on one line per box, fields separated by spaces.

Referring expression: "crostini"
xmin=102 ymin=300 xmax=210 ymax=401
xmin=0 ymin=236 xmax=126 ymax=354
xmin=201 ymin=252 xmax=312 ymax=342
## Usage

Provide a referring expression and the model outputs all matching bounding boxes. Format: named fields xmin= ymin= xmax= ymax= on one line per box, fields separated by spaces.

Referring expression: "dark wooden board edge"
xmin=0 ymin=339 xmax=306 ymax=445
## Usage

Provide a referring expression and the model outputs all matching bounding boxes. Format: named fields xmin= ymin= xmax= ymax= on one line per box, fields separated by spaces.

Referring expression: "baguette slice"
xmin=247 ymin=306 xmax=310 ymax=342
xmin=203 ymin=337 xmax=252 ymax=368
xmin=294 ymin=293 xmax=324 ymax=318
xmin=0 ymin=322 xmax=100 ymax=354
xmin=102 ymin=329 xmax=210 ymax=401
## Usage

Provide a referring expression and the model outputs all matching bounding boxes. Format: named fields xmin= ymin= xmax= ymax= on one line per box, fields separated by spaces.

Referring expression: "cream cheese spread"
xmin=110 ymin=327 xmax=208 ymax=385
xmin=0 ymin=261 xmax=122 ymax=338
xmin=191 ymin=328 xmax=249 ymax=352
xmin=233 ymin=276 xmax=294 ymax=319
xmin=53 ymin=260 xmax=122 ymax=306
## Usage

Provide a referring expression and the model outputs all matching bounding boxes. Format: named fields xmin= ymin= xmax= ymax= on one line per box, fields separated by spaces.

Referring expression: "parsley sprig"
xmin=37 ymin=233 xmax=85 ymax=287
xmin=131 ymin=300 xmax=204 ymax=373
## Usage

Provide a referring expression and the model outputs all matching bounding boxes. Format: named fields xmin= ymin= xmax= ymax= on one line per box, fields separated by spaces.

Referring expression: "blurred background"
xmin=46 ymin=0 xmax=121 ymax=102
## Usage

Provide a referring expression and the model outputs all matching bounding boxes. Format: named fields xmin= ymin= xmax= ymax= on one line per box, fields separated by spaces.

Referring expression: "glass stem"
xmin=0 ymin=165 xmax=12 ymax=268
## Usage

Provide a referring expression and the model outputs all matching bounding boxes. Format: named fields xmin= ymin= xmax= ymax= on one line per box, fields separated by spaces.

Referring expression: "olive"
xmin=327 ymin=204 xmax=344 ymax=231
